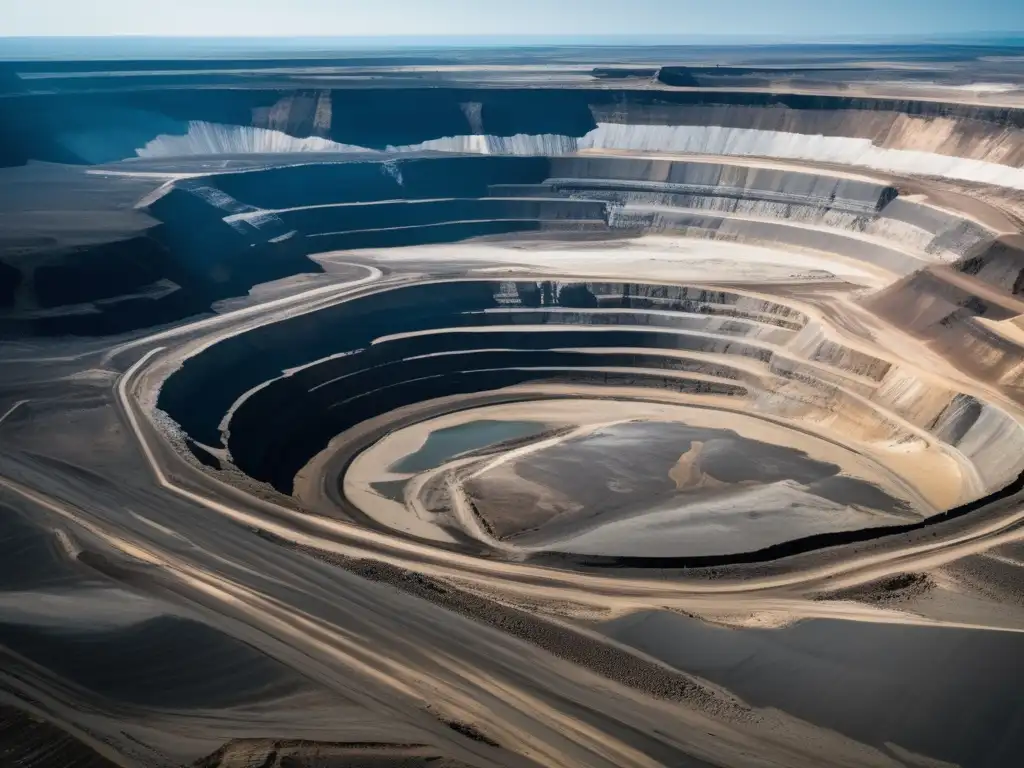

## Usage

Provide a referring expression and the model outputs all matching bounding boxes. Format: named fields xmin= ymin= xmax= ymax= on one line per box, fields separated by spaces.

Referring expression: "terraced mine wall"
xmin=161 ymin=280 xmax=766 ymax=492
xmin=5 ymin=149 xmax=1020 ymax=337
xmin=7 ymin=55 xmax=1024 ymax=768
xmin=4 ymin=88 xmax=1024 ymax=172
xmin=157 ymin=277 xmax=1024 ymax=543
xmin=0 ymin=180 xmax=319 ymax=336
xmin=3 ymin=90 xmax=1022 ymax=461
xmin=3 ymin=82 xmax=1023 ymax=337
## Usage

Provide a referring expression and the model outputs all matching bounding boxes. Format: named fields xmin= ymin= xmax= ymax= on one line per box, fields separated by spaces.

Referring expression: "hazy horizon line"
xmin=3 ymin=31 xmax=1023 ymax=42
xmin=3 ymin=31 xmax=1023 ymax=63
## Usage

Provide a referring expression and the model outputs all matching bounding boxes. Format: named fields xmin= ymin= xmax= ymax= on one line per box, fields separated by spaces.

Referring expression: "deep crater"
xmin=141 ymin=145 xmax=1024 ymax=564
xmin=6 ymin=81 xmax=1020 ymax=566
xmin=7 ymin=47 xmax=1024 ymax=768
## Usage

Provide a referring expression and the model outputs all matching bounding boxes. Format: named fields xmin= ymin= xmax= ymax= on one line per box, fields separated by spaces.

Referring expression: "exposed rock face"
xmin=3 ymin=147 xmax=1011 ymax=332
xmin=4 ymin=85 xmax=1024 ymax=175
xmin=155 ymin=273 xmax=1024 ymax=559
xmin=4 ymin=64 xmax=1024 ymax=562
xmin=5 ymin=52 xmax=1024 ymax=768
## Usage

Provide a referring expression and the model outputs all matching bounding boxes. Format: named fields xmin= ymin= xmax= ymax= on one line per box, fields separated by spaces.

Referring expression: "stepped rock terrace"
xmin=3 ymin=45 xmax=1024 ymax=768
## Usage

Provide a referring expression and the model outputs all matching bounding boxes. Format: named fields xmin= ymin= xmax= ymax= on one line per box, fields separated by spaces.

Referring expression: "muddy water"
xmin=390 ymin=419 xmax=550 ymax=473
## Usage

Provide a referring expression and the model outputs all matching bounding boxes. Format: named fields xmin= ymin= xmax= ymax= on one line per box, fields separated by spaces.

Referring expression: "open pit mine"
xmin=1 ymin=45 xmax=1024 ymax=768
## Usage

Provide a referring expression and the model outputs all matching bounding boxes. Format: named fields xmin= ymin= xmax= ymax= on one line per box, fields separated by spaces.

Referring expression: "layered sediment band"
xmin=102 ymin=114 xmax=1023 ymax=564
xmin=157 ymin=276 xmax=1024 ymax=562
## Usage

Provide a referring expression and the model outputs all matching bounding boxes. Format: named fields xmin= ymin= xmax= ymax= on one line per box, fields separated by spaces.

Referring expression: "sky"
xmin=5 ymin=0 xmax=1024 ymax=40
